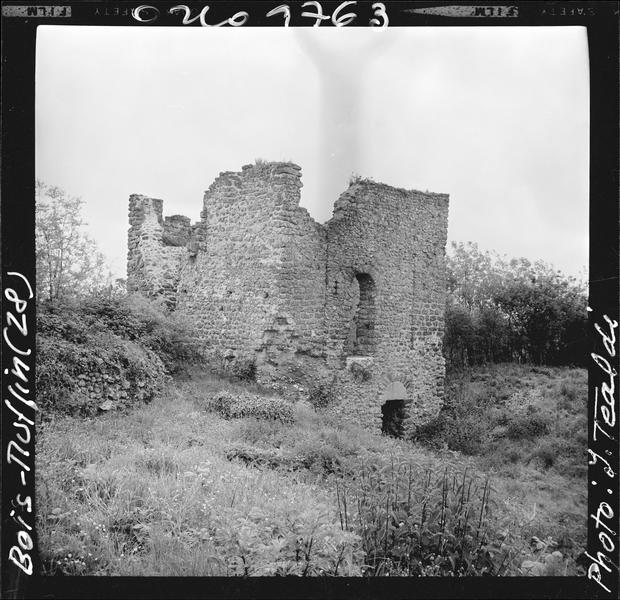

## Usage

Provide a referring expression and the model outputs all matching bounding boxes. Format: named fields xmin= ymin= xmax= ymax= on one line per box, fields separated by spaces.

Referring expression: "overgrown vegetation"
xmin=229 ymin=357 xmax=257 ymax=382
xmin=37 ymin=380 xmax=363 ymax=576
xmin=307 ymin=381 xmax=335 ymax=409
xmin=208 ymin=391 xmax=294 ymax=423
xmin=37 ymin=368 xmax=586 ymax=577
xmin=34 ymin=189 xmax=585 ymax=578
xmin=444 ymin=242 xmax=587 ymax=368
xmin=36 ymin=295 xmax=204 ymax=416
xmin=35 ymin=181 xmax=205 ymax=416
xmin=415 ymin=364 xmax=587 ymax=481
xmin=337 ymin=466 xmax=501 ymax=575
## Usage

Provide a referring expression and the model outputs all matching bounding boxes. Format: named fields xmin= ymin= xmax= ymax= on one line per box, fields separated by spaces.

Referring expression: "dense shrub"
xmin=38 ymin=295 xmax=203 ymax=373
xmin=36 ymin=295 xmax=204 ymax=416
xmin=528 ymin=441 xmax=557 ymax=470
xmin=412 ymin=415 xmax=447 ymax=450
xmin=85 ymin=295 xmax=203 ymax=372
xmin=505 ymin=412 xmax=551 ymax=441
xmin=290 ymin=439 xmax=345 ymax=475
xmin=230 ymin=358 xmax=257 ymax=382
xmin=227 ymin=438 xmax=352 ymax=478
xmin=415 ymin=411 xmax=488 ymax=456
xmin=307 ymin=382 xmax=334 ymax=409
xmin=414 ymin=382 xmax=490 ymax=455
xmin=207 ymin=391 xmax=294 ymax=423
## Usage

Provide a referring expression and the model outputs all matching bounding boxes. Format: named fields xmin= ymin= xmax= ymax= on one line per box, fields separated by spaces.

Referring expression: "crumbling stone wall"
xmin=324 ymin=181 xmax=449 ymax=435
xmin=174 ymin=166 xmax=285 ymax=363
xmin=169 ymin=162 xmax=327 ymax=373
xmin=71 ymin=353 xmax=167 ymax=415
xmin=127 ymin=162 xmax=449 ymax=435
xmin=127 ymin=195 xmax=188 ymax=308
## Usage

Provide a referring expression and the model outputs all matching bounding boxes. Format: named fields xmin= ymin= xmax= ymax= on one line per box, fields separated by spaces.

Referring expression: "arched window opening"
xmin=381 ymin=400 xmax=406 ymax=438
xmin=345 ymin=272 xmax=376 ymax=356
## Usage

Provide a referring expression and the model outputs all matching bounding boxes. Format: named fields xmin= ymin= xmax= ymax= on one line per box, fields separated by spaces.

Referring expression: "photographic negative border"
xmin=2 ymin=1 xmax=618 ymax=598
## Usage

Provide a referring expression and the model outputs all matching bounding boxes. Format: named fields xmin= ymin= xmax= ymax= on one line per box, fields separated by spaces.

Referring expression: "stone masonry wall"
xmin=261 ymin=188 xmax=328 ymax=388
xmin=127 ymin=195 xmax=188 ymax=308
xmin=324 ymin=181 xmax=449 ymax=435
xmin=127 ymin=163 xmax=449 ymax=435
xmin=174 ymin=163 xmax=324 ymax=372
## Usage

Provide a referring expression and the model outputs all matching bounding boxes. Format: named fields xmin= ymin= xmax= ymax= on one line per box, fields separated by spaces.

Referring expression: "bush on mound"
xmin=37 ymin=332 xmax=167 ymax=417
xmin=36 ymin=295 xmax=204 ymax=417
xmin=207 ymin=391 xmax=294 ymax=423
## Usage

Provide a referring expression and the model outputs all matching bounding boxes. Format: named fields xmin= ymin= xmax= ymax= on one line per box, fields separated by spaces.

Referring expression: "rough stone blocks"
xmin=127 ymin=162 xmax=449 ymax=437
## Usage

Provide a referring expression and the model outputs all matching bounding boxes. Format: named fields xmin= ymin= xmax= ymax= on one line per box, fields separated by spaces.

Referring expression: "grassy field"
xmin=36 ymin=364 xmax=586 ymax=577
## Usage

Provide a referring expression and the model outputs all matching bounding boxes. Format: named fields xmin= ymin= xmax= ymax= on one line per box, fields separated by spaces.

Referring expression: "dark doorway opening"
xmin=381 ymin=400 xmax=406 ymax=438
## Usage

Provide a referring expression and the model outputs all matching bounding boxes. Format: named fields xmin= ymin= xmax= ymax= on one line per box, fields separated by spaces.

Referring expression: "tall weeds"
xmin=334 ymin=458 xmax=509 ymax=576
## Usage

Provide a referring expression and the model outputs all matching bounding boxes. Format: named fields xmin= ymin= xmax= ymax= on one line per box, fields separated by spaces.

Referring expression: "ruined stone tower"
xmin=128 ymin=161 xmax=449 ymax=436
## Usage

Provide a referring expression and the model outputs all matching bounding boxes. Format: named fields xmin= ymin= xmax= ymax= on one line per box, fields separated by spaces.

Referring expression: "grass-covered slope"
xmin=37 ymin=366 xmax=586 ymax=577
xmin=418 ymin=364 xmax=587 ymax=478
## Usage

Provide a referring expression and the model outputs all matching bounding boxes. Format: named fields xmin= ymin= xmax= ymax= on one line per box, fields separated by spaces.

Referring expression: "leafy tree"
xmin=446 ymin=242 xmax=498 ymax=310
xmin=444 ymin=301 xmax=475 ymax=368
xmin=492 ymin=261 xmax=588 ymax=365
xmin=444 ymin=242 xmax=588 ymax=368
xmin=35 ymin=181 xmax=111 ymax=302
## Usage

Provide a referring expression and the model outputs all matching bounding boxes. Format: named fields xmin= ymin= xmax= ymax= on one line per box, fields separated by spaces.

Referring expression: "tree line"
xmin=443 ymin=242 xmax=588 ymax=369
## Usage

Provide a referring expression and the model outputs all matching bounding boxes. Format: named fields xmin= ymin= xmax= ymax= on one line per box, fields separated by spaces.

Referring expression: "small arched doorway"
xmin=380 ymin=381 xmax=408 ymax=438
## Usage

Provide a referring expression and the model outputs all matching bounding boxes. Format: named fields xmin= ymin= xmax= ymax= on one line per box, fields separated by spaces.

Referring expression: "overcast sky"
xmin=36 ymin=26 xmax=589 ymax=280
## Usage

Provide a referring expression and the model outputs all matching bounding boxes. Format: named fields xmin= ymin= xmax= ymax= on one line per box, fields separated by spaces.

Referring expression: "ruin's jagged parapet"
xmin=174 ymin=161 xmax=326 ymax=365
xmin=127 ymin=194 xmax=192 ymax=307
xmin=162 ymin=215 xmax=192 ymax=246
xmin=128 ymin=162 xmax=450 ymax=435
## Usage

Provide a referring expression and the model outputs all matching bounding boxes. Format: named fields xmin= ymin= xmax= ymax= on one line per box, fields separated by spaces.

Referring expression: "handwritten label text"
xmin=3 ymin=272 xmax=36 ymax=575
